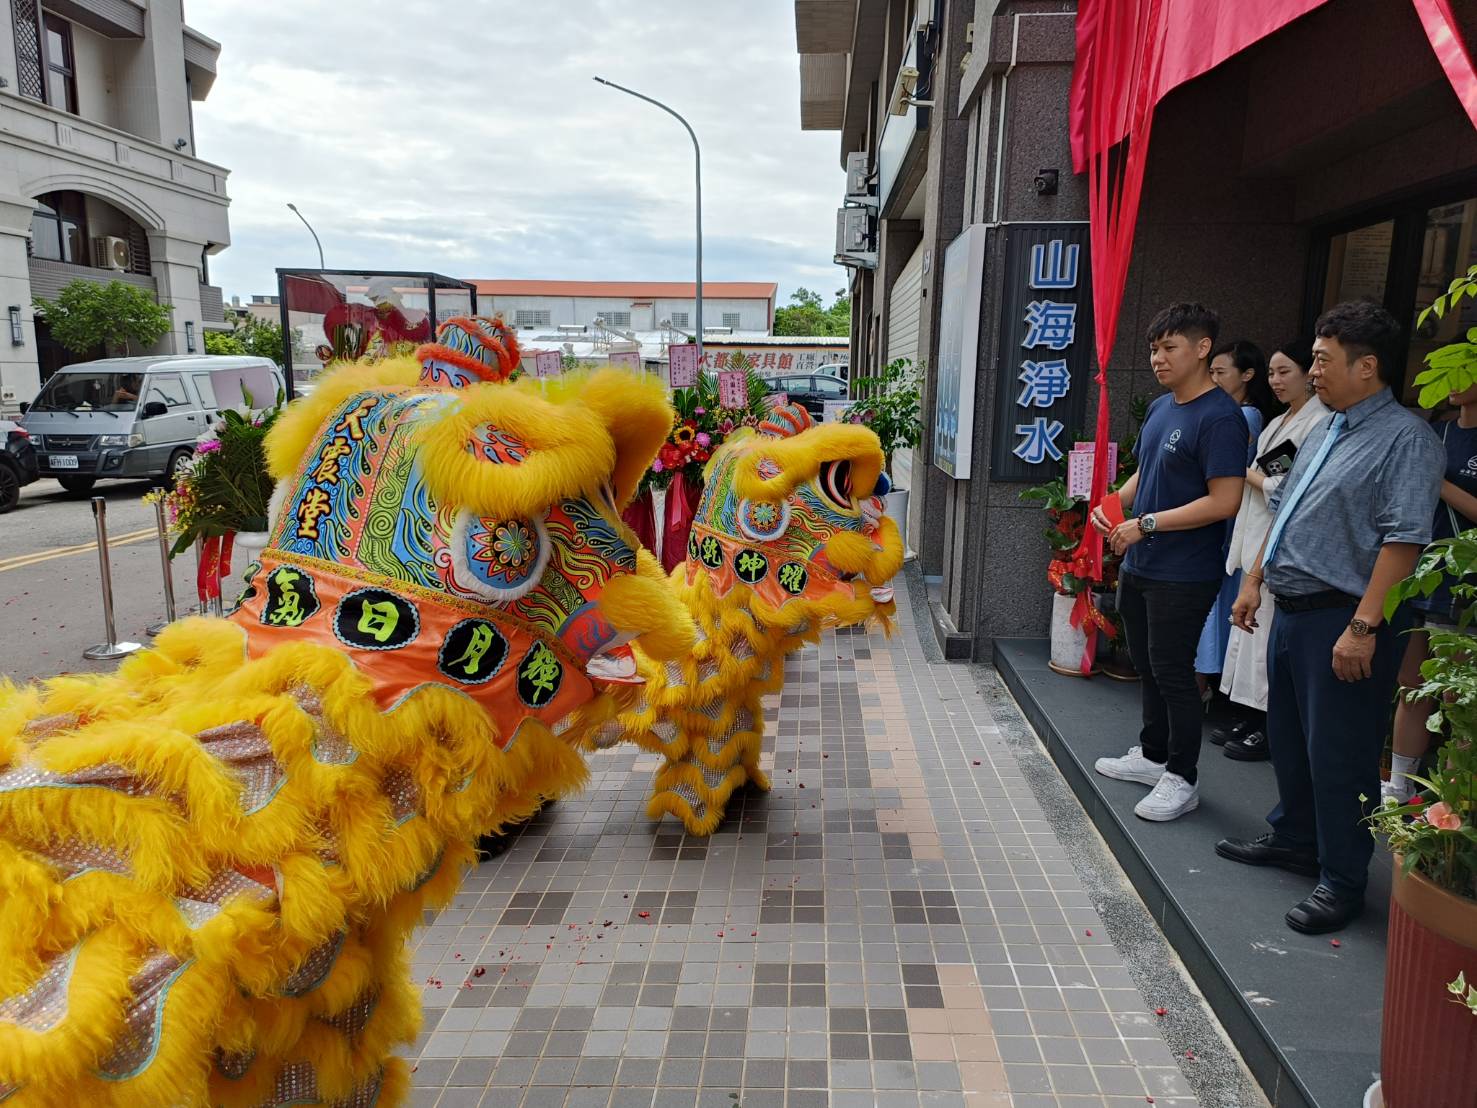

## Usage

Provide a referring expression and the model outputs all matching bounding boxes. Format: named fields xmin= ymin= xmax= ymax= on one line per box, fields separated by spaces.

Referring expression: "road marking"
xmin=0 ymin=528 xmax=158 ymax=573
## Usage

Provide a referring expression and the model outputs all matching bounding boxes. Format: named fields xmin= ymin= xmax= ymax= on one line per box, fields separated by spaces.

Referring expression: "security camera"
xmin=1033 ymin=168 xmax=1060 ymax=196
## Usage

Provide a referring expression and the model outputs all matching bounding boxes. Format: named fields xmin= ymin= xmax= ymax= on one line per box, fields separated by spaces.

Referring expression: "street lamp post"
xmin=286 ymin=202 xmax=325 ymax=270
xmin=593 ymin=77 xmax=703 ymax=365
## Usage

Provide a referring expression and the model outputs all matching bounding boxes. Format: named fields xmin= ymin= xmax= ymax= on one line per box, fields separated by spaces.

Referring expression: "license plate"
xmin=49 ymin=454 xmax=78 ymax=469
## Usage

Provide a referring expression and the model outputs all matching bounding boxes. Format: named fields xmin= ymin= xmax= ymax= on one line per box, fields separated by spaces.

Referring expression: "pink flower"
xmin=1426 ymin=802 xmax=1463 ymax=831
xmin=719 ymin=418 xmax=736 ymax=434
xmin=694 ymin=407 xmax=707 ymax=416
xmin=696 ymin=432 xmax=711 ymax=447
xmin=652 ymin=459 xmax=664 ymax=473
xmin=196 ymin=439 xmax=221 ymax=454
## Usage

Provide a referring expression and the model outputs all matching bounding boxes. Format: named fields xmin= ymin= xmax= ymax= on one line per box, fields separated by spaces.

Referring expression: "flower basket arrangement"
xmin=1363 ymin=267 xmax=1477 ymax=1108
xmin=151 ymin=392 xmax=283 ymax=607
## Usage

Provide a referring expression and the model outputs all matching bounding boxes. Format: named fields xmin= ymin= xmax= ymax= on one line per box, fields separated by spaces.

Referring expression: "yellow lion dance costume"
xmin=0 ymin=319 xmax=695 ymax=1106
xmin=609 ymin=403 xmax=904 ymax=836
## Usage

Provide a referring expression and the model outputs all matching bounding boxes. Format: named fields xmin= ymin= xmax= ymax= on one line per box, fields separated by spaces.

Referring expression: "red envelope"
xmin=1101 ymin=492 xmax=1126 ymax=528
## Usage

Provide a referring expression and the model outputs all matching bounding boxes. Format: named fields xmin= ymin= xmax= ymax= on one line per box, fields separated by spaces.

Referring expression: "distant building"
xmin=0 ymin=1 xmax=232 ymax=410
xmin=473 ymin=280 xmax=778 ymax=336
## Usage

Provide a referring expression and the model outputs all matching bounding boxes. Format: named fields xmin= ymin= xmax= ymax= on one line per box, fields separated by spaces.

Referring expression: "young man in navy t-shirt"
xmin=1089 ymin=304 xmax=1248 ymax=821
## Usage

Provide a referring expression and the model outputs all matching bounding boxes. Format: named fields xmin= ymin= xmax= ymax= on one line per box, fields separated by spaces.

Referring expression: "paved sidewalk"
xmin=404 ymin=578 xmax=1201 ymax=1108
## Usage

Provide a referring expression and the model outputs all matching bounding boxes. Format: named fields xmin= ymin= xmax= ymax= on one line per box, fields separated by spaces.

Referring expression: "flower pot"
xmin=1379 ymin=861 xmax=1477 ymax=1107
xmin=884 ymin=489 xmax=910 ymax=550
xmin=1048 ymin=592 xmax=1090 ymax=677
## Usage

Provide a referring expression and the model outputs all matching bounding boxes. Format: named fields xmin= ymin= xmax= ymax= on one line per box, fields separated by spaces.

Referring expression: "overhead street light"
xmin=286 ymin=202 xmax=325 ymax=270
xmin=593 ymin=77 xmax=705 ymax=364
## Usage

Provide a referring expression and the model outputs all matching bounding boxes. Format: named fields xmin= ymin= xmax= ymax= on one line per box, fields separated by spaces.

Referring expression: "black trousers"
xmin=1266 ymin=603 xmax=1409 ymax=897
xmin=1117 ymin=571 xmax=1221 ymax=784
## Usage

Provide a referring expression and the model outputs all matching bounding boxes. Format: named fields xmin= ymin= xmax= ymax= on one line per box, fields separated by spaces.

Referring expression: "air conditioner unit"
xmin=836 ymin=207 xmax=876 ymax=255
xmin=845 ymin=152 xmax=877 ymax=206
xmin=91 ymin=235 xmax=130 ymax=271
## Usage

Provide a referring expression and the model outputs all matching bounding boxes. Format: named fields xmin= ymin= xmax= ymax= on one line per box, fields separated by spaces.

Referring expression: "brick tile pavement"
xmin=403 ymin=578 xmax=1199 ymax=1107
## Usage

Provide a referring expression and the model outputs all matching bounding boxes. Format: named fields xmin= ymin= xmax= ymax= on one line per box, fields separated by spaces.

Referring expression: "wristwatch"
xmin=1349 ymin=617 xmax=1378 ymax=637
xmin=1139 ymin=513 xmax=1158 ymax=535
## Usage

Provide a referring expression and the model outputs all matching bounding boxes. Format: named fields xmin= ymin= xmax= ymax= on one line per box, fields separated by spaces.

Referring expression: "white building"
xmin=474 ymin=280 xmax=778 ymax=336
xmin=0 ymin=0 xmax=230 ymax=411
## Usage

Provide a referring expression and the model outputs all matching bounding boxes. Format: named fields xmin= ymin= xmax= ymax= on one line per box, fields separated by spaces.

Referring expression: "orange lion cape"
xmin=0 ymin=318 xmax=693 ymax=1107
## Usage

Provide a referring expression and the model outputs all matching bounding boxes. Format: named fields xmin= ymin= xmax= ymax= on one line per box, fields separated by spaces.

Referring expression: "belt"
xmin=1273 ymin=589 xmax=1358 ymax=613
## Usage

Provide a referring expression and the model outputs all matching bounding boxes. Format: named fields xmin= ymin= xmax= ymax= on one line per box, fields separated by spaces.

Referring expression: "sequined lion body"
xmin=0 ymin=329 xmax=691 ymax=1107
xmin=609 ymin=406 xmax=905 ymax=836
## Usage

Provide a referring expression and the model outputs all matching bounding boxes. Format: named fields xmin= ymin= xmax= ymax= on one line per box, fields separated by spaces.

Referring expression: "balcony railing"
xmin=29 ymin=257 xmax=157 ymax=300
xmin=0 ymin=94 xmax=230 ymax=200
xmin=199 ymin=283 xmax=224 ymax=323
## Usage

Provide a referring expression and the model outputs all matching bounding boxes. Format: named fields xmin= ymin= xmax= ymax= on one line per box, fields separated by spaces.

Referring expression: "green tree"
xmin=33 ymin=280 xmax=172 ymax=356
xmin=774 ymin=287 xmax=851 ymax=337
xmin=206 ymin=315 xmax=297 ymax=364
xmin=204 ymin=330 xmax=247 ymax=355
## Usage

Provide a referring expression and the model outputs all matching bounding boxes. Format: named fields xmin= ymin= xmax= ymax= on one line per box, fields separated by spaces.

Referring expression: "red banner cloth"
xmin=621 ymin=489 xmax=658 ymax=556
xmin=196 ymin=532 xmax=235 ymax=604
xmin=1412 ymin=0 xmax=1477 ymax=128
xmin=660 ymin=472 xmax=703 ymax=574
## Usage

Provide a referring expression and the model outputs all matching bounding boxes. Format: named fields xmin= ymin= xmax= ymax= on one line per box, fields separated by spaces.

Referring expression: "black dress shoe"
xmin=1286 ymin=884 xmax=1364 ymax=935
xmin=1214 ymin=832 xmax=1321 ymax=877
xmin=1209 ymin=718 xmax=1250 ymax=747
xmin=1224 ymin=730 xmax=1270 ymax=761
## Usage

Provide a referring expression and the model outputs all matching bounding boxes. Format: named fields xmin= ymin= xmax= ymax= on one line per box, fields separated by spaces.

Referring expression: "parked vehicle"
xmin=814 ymin=362 xmax=850 ymax=380
xmin=0 ymin=418 xmax=39 ymax=512
xmin=20 ymin=355 xmax=282 ymax=495
xmin=766 ymin=373 xmax=849 ymax=418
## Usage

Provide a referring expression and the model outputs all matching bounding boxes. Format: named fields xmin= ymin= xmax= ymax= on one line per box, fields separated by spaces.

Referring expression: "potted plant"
xmin=1018 ymin=472 xmax=1097 ymax=676
xmin=843 ymin=357 xmax=922 ymax=547
xmin=155 ymin=391 xmax=283 ymax=611
xmin=1364 ymin=263 xmax=1477 ymax=1108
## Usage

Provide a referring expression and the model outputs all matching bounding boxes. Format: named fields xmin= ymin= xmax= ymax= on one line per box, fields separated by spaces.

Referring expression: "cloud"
xmin=188 ymin=0 xmax=848 ymax=309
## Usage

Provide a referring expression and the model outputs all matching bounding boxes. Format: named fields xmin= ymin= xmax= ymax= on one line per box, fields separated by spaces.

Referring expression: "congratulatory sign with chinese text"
xmin=989 ymin=225 xmax=1093 ymax=482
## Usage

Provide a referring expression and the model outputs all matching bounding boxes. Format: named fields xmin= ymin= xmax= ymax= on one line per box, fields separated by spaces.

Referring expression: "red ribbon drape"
xmin=660 ymin=472 xmax=703 ymax=573
xmin=1412 ymin=0 xmax=1477 ymax=129
xmin=621 ymin=489 xmax=658 ymax=555
xmin=197 ymin=532 xmax=235 ymax=604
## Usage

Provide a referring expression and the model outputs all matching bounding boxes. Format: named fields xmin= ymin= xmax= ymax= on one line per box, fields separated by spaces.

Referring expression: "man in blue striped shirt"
xmin=1216 ymin=301 xmax=1442 ymax=935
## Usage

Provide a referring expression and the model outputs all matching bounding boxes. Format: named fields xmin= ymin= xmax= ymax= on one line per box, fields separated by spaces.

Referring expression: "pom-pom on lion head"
xmin=235 ymin=318 xmax=692 ymax=749
xmin=684 ymin=401 xmax=904 ymax=629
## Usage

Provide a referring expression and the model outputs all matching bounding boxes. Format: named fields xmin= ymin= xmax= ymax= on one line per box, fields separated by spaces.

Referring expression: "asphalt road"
xmin=1 ymin=477 xmax=195 ymax=684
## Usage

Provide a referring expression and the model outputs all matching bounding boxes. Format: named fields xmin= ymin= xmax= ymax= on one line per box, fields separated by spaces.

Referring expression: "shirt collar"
xmin=1340 ymin=388 xmax=1394 ymax=430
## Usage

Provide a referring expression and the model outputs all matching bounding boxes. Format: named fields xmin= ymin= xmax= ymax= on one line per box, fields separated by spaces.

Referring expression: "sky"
xmin=186 ymin=0 xmax=849 ymax=309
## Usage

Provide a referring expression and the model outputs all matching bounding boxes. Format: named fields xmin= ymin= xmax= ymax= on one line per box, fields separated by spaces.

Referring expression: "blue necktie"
xmin=1262 ymin=411 xmax=1347 ymax=566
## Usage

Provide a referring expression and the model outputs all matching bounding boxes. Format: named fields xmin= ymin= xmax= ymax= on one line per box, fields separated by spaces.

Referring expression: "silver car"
xmin=21 ymin=355 xmax=282 ymax=494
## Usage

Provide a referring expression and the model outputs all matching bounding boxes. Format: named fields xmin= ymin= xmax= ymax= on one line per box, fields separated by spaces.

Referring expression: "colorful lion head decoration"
xmin=684 ymin=402 xmax=904 ymax=626
xmin=236 ymin=319 xmax=692 ymax=747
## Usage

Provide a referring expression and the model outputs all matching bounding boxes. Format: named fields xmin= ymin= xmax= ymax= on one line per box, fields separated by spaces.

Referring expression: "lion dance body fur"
xmin=608 ymin=403 xmax=905 ymax=836
xmin=0 ymin=321 xmax=696 ymax=1107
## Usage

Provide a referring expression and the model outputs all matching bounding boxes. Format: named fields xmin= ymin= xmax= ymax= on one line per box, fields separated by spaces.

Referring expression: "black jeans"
xmin=1117 ymin=571 xmax=1221 ymax=784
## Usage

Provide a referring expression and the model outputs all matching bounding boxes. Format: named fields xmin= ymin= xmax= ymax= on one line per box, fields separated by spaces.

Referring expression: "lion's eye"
xmin=819 ymin=460 xmax=852 ymax=509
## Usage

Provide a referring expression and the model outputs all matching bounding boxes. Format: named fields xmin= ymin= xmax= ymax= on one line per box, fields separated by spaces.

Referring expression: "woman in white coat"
xmin=1215 ymin=339 xmax=1328 ymax=760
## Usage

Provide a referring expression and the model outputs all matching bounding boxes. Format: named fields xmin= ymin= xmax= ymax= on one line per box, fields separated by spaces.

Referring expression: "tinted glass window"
xmin=146 ymin=374 xmax=190 ymax=409
xmin=191 ymin=373 xmax=217 ymax=408
xmin=815 ymin=378 xmax=847 ymax=397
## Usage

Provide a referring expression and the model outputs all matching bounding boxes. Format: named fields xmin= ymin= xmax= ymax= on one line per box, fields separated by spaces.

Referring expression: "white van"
xmin=21 ymin=355 xmax=282 ymax=494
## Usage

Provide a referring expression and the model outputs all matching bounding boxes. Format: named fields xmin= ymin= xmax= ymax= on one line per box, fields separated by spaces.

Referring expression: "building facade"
xmin=796 ymin=0 xmax=1477 ymax=660
xmin=0 ymin=0 xmax=230 ymax=412
xmin=474 ymin=280 xmax=778 ymax=336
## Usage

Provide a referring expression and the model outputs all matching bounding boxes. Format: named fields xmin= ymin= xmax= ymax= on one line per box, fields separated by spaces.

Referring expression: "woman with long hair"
xmin=1214 ymin=339 xmax=1328 ymax=758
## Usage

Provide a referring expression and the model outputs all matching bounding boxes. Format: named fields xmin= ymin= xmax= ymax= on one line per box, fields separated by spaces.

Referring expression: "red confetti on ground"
xmin=1154 ymin=1007 xmax=1167 ymax=1017
xmin=1330 ymin=939 xmax=1342 ymax=947
xmin=453 ymin=952 xmax=463 ymax=959
xmin=1146 ymin=1098 xmax=1155 ymax=1104
xmin=638 ymin=911 xmax=651 ymax=919
xmin=411 ymin=1065 xmax=417 ymax=1073
xmin=603 ymin=920 xmax=613 ymax=928
xmin=799 ymin=783 xmax=806 ymax=788
xmin=1085 ymin=929 xmax=1093 ymax=936
xmin=717 ymin=932 xmax=725 ymax=938
xmin=473 ymin=966 xmax=486 ymax=977
xmin=822 ymin=753 xmax=829 ymax=758
xmin=751 ymin=931 xmax=758 ymax=937
xmin=545 ymin=944 xmax=551 ymax=951
xmin=972 ymin=760 xmax=981 ymax=766
xmin=1185 ymin=1049 xmax=1196 ymax=1060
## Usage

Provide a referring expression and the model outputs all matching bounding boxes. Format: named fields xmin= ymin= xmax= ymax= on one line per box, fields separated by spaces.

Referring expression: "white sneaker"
xmin=1094 ymin=746 xmax=1167 ymax=786
xmin=1380 ymin=779 xmax=1408 ymax=805
xmin=1134 ymin=772 xmax=1199 ymax=821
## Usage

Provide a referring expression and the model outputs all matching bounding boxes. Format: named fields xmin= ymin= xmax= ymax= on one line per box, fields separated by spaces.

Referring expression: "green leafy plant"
xmin=1410 ymin=263 xmax=1477 ymax=408
xmin=160 ymin=391 xmax=284 ymax=555
xmin=33 ymin=279 xmax=172 ymax=355
xmin=1450 ymin=972 xmax=1477 ymax=1017
xmin=842 ymin=358 xmax=922 ymax=474
xmin=205 ymin=316 xmax=296 ymax=362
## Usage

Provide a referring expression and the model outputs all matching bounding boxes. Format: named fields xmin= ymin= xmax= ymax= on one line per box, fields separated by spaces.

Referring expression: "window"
xmin=514 ymin=309 xmax=552 ymax=329
xmin=12 ymin=0 xmax=44 ymax=102
xmin=722 ymin=312 xmax=742 ymax=329
xmin=30 ymin=192 xmax=86 ymax=264
xmin=146 ymin=375 xmax=190 ymax=409
xmin=606 ymin=311 xmax=631 ymax=328
xmin=1321 ymin=220 xmax=1395 ymax=312
xmin=43 ymin=15 xmax=77 ymax=115
xmin=1405 ymin=198 xmax=1477 ymax=405
xmin=815 ymin=377 xmax=848 ymax=398
xmin=670 ymin=311 xmax=690 ymax=329
xmin=191 ymin=373 xmax=217 ymax=409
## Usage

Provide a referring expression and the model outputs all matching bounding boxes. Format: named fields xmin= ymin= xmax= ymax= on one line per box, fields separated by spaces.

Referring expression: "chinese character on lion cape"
xmin=599 ymin=401 xmax=906 ymax=837
xmin=0 ymin=317 xmax=695 ymax=1107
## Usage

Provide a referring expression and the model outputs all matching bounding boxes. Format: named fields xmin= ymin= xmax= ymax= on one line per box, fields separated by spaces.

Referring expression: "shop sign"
xmin=989 ymin=225 xmax=1093 ymax=482
xmin=932 ymin=224 xmax=989 ymax=478
xmin=700 ymin=347 xmax=847 ymax=375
